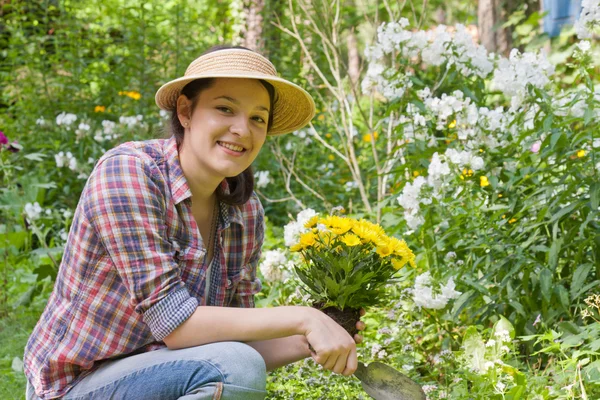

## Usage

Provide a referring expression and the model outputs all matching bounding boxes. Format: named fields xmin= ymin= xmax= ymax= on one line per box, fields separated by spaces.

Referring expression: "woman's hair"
xmin=169 ymin=45 xmax=275 ymax=206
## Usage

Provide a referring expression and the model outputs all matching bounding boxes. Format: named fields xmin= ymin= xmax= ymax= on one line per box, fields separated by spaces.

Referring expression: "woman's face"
xmin=178 ymin=78 xmax=270 ymax=180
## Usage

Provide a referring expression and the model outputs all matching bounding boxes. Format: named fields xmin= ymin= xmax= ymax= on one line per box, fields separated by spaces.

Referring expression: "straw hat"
xmin=155 ymin=48 xmax=315 ymax=136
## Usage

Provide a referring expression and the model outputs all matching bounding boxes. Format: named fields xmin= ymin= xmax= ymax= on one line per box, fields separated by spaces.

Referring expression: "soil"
xmin=312 ymin=302 xmax=361 ymax=337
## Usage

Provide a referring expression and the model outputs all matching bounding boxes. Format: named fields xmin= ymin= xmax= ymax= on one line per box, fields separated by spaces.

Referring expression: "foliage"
xmin=1 ymin=0 xmax=600 ymax=399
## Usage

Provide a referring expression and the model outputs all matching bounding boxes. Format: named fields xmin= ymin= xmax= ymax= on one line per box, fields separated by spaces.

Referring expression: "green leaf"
xmin=494 ymin=315 xmax=516 ymax=340
xmin=506 ymin=385 xmax=526 ymax=400
xmin=555 ymin=285 xmax=570 ymax=310
xmin=462 ymin=326 xmax=486 ymax=373
xmin=572 ymin=263 xmax=593 ymax=300
xmin=548 ymin=236 xmax=563 ymax=271
xmin=591 ymin=183 xmax=600 ymax=210
xmin=540 ymin=268 xmax=553 ymax=303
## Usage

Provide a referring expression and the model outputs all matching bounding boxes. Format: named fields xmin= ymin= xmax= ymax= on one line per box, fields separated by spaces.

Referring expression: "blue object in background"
xmin=542 ymin=0 xmax=582 ymax=37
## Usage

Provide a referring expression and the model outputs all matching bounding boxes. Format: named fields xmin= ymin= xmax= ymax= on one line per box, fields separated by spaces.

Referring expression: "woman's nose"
xmin=229 ymin=115 xmax=251 ymax=137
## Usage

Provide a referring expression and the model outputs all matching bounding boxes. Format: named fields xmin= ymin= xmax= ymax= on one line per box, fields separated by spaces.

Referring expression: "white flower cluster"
xmin=94 ymin=120 xmax=119 ymax=142
xmin=24 ymin=202 xmax=43 ymax=222
xmin=362 ymin=20 xmax=493 ymax=100
xmin=119 ymin=115 xmax=143 ymax=128
xmin=411 ymin=271 xmax=461 ymax=309
xmin=259 ymin=249 xmax=291 ymax=283
xmin=396 ymin=150 xmax=484 ymax=229
xmin=396 ymin=176 xmax=428 ymax=230
xmin=400 ymin=89 xmax=509 ymax=150
xmin=55 ymin=151 xmax=78 ymax=170
xmin=575 ymin=0 xmax=600 ymax=39
xmin=283 ymin=208 xmax=318 ymax=246
xmin=55 ymin=112 xmax=77 ymax=127
xmin=492 ymin=49 xmax=555 ymax=110
xmin=255 ymin=170 xmax=270 ymax=188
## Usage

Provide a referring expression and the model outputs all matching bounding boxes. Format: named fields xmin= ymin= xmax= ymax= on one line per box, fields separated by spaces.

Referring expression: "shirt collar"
xmin=165 ymin=135 xmax=192 ymax=205
xmin=165 ymin=137 xmax=245 ymax=228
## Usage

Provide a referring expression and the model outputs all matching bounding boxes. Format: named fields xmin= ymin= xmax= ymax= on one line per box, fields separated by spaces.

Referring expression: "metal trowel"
xmin=353 ymin=361 xmax=426 ymax=400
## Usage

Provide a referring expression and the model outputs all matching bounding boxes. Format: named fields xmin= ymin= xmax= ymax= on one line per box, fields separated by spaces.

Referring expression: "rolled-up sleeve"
xmin=82 ymin=153 xmax=197 ymax=341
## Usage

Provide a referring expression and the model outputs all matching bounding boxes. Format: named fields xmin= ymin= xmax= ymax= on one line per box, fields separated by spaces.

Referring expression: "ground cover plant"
xmin=1 ymin=0 xmax=599 ymax=399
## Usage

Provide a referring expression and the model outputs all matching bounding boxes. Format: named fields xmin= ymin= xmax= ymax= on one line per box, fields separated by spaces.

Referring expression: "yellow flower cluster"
xmin=291 ymin=215 xmax=416 ymax=270
xmin=118 ymin=90 xmax=141 ymax=100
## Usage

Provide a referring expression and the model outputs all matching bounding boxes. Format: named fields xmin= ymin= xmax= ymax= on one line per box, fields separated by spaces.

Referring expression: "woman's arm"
xmin=163 ymin=304 xmax=358 ymax=376
xmin=246 ymin=335 xmax=311 ymax=371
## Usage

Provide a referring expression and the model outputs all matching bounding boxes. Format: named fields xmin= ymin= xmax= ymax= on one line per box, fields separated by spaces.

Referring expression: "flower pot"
xmin=312 ymin=302 xmax=361 ymax=337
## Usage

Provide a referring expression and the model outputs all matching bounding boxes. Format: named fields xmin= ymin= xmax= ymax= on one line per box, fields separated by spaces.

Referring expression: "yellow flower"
xmin=352 ymin=222 xmax=379 ymax=244
xmin=362 ymin=132 xmax=379 ymax=143
xmin=498 ymin=193 xmax=503 ymax=198
xmin=578 ymin=150 xmax=586 ymax=158
xmin=318 ymin=114 xmax=325 ymax=121
xmin=328 ymin=154 xmax=335 ymax=161
xmin=119 ymin=91 xmax=141 ymax=100
xmin=304 ymin=215 xmax=319 ymax=229
xmin=448 ymin=120 xmax=457 ymax=128
xmin=320 ymin=215 xmax=353 ymax=235
xmin=299 ymin=232 xmax=317 ymax=247
xmin=341 ymin=233 xmax=361 ymax=247
xmin=325 ymin=133 xmax=332 ymax=138
xmin=94 ymin=105 xmax=106 ymax=113
xmin=376 ymin=244 xmax=393 ymax=257
xmin=509 ymin=218 xmax=517 ymax=224
xmin=391 ymin=258 xmax=407 ymax=270
xmin=502 ymin=215 xmax=506 ymax=219
xmin=480 ymin=176 xmax=490 ymax=187
xmin=479 ymin=149 xmax=484 ymax=153
xmin=413 ymin=171 xmax=420 ymax=177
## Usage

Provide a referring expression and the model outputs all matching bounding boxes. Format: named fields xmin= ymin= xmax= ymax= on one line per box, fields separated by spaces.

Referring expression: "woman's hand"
xmin=354 ymin=307 xmax=367 ymax=344
xmin=302 ymin=307 xmax=357 ymax=377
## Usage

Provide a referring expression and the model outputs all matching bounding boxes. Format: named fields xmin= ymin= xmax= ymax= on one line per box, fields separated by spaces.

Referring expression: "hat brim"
xmin=155 ymin=73 xmax=315 ymax=136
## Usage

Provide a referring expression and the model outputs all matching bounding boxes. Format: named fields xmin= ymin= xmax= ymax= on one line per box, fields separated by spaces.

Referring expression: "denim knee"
xmin=219 ymin=342 xmax=266 ymax=391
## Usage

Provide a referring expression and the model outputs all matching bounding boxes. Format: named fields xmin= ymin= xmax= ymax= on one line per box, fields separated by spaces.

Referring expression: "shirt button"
xmin=226 ymin=279 xmax=232 ymax=288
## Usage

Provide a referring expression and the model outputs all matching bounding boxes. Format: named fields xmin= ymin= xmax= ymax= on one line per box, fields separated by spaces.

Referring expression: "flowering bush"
xmin=286 ymin=211 xmax=415 ymax=311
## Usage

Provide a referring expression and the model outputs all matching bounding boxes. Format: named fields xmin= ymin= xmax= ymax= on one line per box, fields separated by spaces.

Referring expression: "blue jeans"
xmin=26 ymin=342 xmax=267 ymax=400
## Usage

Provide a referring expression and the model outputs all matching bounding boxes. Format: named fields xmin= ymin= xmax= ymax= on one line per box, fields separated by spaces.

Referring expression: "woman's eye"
xmin=253 ymin=116 xmax=266 ymax=123
xmin=217 ymin=106 xmax=232 ymax=113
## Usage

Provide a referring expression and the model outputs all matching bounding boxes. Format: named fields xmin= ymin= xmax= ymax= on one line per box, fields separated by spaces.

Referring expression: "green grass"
xmin=0 ymin=306 xmax=44 ymax=400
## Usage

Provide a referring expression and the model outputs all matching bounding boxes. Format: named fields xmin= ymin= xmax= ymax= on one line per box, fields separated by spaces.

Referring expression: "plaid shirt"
xmin=24 ymin=136 xmax=264 ymax=399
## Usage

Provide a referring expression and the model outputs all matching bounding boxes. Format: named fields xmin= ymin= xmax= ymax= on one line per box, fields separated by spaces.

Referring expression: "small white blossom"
xmin=24 ymin=202 xmax=43 ymax=221
xmin=412 ymin=272 xmax=462 ymax=309
xmin=56 ymin=112 xmax=77 ymax=127
xmin=255 ymin=171 xmax=270 ymax=188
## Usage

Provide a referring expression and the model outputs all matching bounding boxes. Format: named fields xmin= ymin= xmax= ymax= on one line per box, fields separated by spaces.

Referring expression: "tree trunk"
xmin=241 ymin=0 xmax=265 ymax=52
xmin=477 ymin=0 xmax=512 ymax=56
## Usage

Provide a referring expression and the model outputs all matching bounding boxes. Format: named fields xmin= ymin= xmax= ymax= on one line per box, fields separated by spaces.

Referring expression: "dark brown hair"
xmin=169 ymin=45 xmax=275 ymax=206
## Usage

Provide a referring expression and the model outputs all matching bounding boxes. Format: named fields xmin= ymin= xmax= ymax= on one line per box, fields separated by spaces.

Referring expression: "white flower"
xmin=255 ymin=171 xmax=270 ymax=188
xmin=36 ymin=117 xmax=46 ymax=126
xmin=576 ymin=40 xmax=592 ymax=53
xmin=259 ymin=249 xmax=290 ymax=283
xmin=119 ymin=115 xmax=143 ymax=128
xmin=55 ymin=151 xmax=66 ymax=168
xmin=491 ymin=49 xmax=554 ymax=109
xmin=575 ymin=0 xmax=600 ymax=39
xmin=56 ymin=112 xmax=77 ymax=126
xmin=412 ymin=272 xmax=462 ymax=309
xmin=24 ymin=202 xmax=43 ymax=221
xmin=283 ymin=208 xmax=317 ymax=246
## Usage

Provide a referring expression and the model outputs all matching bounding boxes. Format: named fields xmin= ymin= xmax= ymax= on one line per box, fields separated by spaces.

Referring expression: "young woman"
xmin=24 ymin=46 xmax=365 ymax=400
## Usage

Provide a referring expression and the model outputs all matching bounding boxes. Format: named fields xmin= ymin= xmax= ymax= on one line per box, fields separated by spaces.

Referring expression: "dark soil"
xmin=313 ymin=302 xmax=361 ymax=337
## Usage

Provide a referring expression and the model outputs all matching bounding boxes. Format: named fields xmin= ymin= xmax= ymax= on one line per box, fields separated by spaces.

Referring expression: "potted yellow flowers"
xmin=286 ymin=211 xmax=415 ymax=336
